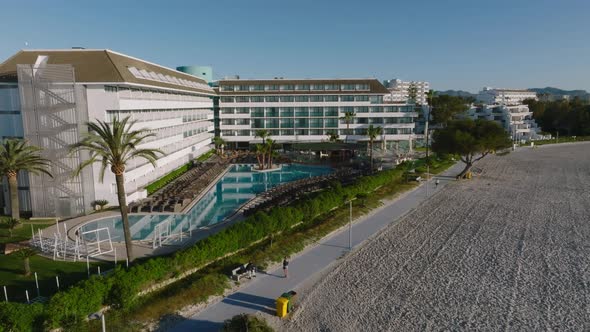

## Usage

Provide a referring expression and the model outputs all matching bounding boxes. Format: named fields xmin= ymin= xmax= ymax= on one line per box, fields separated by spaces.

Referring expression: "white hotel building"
xmin=0 ymin=49 xmax=215 ymax=218
xmin=217 ymin=79 xmax=418 ymax=148
xmin=477 ymin=87 xmax=538 ymax=105
xmin=382 ymin=78 xmax=430 ymax=105
xmin=466 ymin=104 xmax=542 ymax=142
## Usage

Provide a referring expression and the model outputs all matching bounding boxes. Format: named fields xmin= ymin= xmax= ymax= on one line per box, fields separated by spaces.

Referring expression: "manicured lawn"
xmin=0 ymin=254 xmax=111 ymax=302
xmin=196 ymin=149 xmax=215 ymax=162
xmin=0 ymin=222 xmax=53 ymax=244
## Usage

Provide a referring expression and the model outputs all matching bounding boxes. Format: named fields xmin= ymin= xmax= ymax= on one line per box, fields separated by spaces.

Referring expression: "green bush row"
xmin=145 ymin=163 xmax=191 ymax=195
xmin=0 ymin=160 xmax=434 ymax=330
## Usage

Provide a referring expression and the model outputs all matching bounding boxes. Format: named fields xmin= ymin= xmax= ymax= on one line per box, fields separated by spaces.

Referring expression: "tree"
xmin=430 ymin=95 xmax=470 ymax=126
xmin=213 ymin=136 xmax=226 ymax=155
xmin=327 ymin=130 xmax=340 ymax=143
xmin=0 ymin=139 xmax=52 ymax=220
xmin=254 ymin=144 xmax=266 ymax=170
xmin=432 ymin=119 xmax=512 ymax=179
xmin=366 ymin=125 xmax=383 ymax=172
xmin=340 ymin=111 xmax=356 ymax=142
xmin=12 ymin=247 xmax=37 ymax=276
xmin=254 ymin=129 xmax=270 ymax=145
xmin=425 ymin=90 xmax=436 ymax=161
xmin=5 ymin=217 xmax=20 ymax=237
xmin=264 ymin=138 xmax=276 ymax=168
xmin=407 ymin=82 xmax=418 ymax=104
xmin=70 ymin=116 xmax=164 ymax=262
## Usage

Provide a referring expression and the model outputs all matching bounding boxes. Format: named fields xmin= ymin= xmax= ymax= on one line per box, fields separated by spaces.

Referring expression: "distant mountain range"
xmin=528 ymin=87 xmax=589 ymax=98
xmin=438 ymin=87 xmax=589 ymax=100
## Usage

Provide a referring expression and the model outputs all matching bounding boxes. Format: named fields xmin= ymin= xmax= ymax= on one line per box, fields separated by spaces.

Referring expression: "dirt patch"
xmin=284 ymin=143 xmax=590 ymax=331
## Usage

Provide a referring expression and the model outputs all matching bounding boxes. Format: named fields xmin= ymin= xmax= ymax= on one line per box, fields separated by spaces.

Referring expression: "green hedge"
xmin=0 ymin=160 xmax=435 ymax=330
xmin=145 ymin=163 xmax=191 ymax=195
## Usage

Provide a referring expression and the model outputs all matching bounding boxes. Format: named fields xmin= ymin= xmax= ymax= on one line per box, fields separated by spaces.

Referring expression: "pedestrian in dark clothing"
xmin=283 ymin=257 xmax=289 ymax=278
xmin=246 ymin=262 xmax=256 ymax=279
xmin=435 ymin=179 xmax=440 ymax=188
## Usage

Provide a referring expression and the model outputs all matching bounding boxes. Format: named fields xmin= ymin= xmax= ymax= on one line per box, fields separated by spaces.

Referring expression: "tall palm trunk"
xmin=114 ymin=172 xmax=134 ymax=262
xmin=7 ymin=172 xmax=19 ymax=220
xmin=369 ymin=139 xmax=374 ymax=172
xmin=24 ymin=257 xmax=31 ymax=276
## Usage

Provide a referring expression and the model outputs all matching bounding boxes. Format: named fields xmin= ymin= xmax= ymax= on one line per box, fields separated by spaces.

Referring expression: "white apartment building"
xmin=382 ymin=79 xmax=430 ymax=105
xmin=477 ymin=87 xmax=538 ymax=105
xmin=466 ymin=104 xmax=542 ymax=141
xmin=0 ymin=49 xmax=215 ymax=218
xmin=217 ymin=78 xmax=418 ymax=148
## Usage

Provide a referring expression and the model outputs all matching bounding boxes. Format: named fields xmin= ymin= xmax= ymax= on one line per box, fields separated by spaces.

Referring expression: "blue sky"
xmin=1 ymin=0 xmax=589 ymax=92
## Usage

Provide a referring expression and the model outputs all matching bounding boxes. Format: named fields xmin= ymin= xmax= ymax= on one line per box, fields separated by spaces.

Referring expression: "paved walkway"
xmin=171 ymin=163 xmax=464 ymax=331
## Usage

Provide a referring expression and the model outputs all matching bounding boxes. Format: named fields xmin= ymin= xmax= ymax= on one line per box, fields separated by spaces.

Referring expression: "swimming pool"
xmin=79 ymin=164 xmax=332 ymax=242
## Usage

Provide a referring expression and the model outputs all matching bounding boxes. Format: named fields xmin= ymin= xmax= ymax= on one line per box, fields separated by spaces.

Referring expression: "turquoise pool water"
xmin=79 ymin=164 xmax=332 ymax=242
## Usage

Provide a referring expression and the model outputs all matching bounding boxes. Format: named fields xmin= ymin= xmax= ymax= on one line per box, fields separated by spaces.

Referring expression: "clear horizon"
xmin=1 ymin=0 xmax=589 ymax=93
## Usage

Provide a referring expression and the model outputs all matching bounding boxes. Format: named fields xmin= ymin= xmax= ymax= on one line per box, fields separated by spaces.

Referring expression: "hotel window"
xmin=235 ymin=85 xmax=248 ymax=91
xmin=252 ymin=119 xmax=265 ymax=128
xmin=251 ymin=108 xmax=264 ymax=117
xmin=266 ymin=85 xmax=279 ymax=91
xmin=265 ymin=96 xmax=279 ymax=102
xmin=250 ymin=85 xmax=264 ymax=91
xmin=309 ymin=118 xmax=323 ymax=128
xmin=295 ymin=84 xmax=310 ymax=91
xmin=295 ymin=108 xmax=309 ymax=117
xmin=280 ymin=119 xmax=294 ymax=128
xmin=356 ymin=117 xmax=368 ymax=124
xmin=324 ymin=107 xmax=338 ymax=116
xmin=265 ymin=108 xmax=279 ymax=117
xmin=341 ymin=84 xmax=355 ymax=91
xmin=356 ymin=106 xmax=369 ymax=113
xmin=221 ymin=119 xmax=235 ymax=125
xmin=280 ymin=108 xmax=294 ymax=117
xmin=220 ymin=97 xmax=234 ymax=103
xmin=341 ymin=95 xmax=355 ymax=102
xmin=325 ymin=84 xmax=339 ymax=90
xmin=356 ymin=84 xmax=369 ymax=90
xmin=310 ymin=107 xmax=323 ymax=117
xmin=355 ymin=95 xmax=369 ymax=102
xmin=370 ymin=96 xmax=383 ymax=104
xmin=265 ymin=119 xmax=279 ymax=128
xmin=236 ymin=108 xmax=249 ymax=114
xmin=295 ymin=118 xmax=309 ymax=128
xmin=310 ymin=84 xmax=324 ymax=91
xmin=309 ymin=95 xmax=323 ymax=102
xmin=235 ymin=96 xmax=249 ymax=102
xmin=280 ymin=85 xmax=294 ymax=91
xmin=309 ymin=129 xmax=322 ymax=135
xmin=341 ymin=106 xmax=354 ymax=114
xmin=294 ymin=96 xmax=309 ymax=102
xmin=280 ymin=96 xmax=294 ymax=102
xmin=324 ymin=118 xmax=338 ymax=128
xmin=355 ymin=128 xmax=367 ymax=135
xmin=324 ymin=95 xmax=338 ymax=102
xmin=236 ymin=119 xmax=250 ymax=125
xmin=281 ymin=130 xmax=294 ymax=136
xmin=221 ymin=85 xmax=234 ymax=91
xmin=250 ymin=96 xmax=264 ymax=102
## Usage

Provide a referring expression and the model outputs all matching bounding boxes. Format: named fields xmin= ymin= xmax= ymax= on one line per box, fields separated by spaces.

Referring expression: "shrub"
xmin=223 ymin=314 xmax=274 ymax=332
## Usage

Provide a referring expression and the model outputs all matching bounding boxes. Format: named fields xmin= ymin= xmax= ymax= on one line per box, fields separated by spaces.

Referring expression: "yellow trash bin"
xmin=276 ymin=297 xmax=289 ymax=318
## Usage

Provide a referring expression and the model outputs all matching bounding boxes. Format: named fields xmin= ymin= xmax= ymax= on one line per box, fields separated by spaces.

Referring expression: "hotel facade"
xmin=0 ymin=50 xmax=215 ymax=218
xmin=477 ymin=87 xmax=538 ymax=105
xmin=466 ymin=104 xmax=543 ymax=142
xmin=217 ymin=79 xmax=419 ymax=148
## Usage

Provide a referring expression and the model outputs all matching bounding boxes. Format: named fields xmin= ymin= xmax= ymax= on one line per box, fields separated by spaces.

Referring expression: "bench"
xmin=231 ymin=264 xmax=249 ymax=281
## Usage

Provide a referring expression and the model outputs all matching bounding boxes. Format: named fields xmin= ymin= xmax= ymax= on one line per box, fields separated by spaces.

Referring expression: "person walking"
xmin=246 ymin=262 xmax=256 ymax=279
xmin=283 ymin=257 xmax=289 ymax=278
xmin=435 ymin=179 xmax=440 ymax=188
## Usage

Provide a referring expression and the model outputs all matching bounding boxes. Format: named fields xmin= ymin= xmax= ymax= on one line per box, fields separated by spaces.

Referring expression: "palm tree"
xmin=340 ymin=111 xmax=356 ymax=143
xmin=255 ymin=144 xmax=266 ymax=170
xmin=327 ymin=130 xmax=340 ymax=143
xmin=264 ymin=138 xmax=276 ymax=168
xmin=366 ymin=125 xmax=383 ymax=172
xmin=70 ymin=116 xmax=164 ymax=262
xmin=254 ymin=129 xmax=270 ymax=145
xmin=0 ymin=139 xmax=52 ymax=220
xmin=6 ymin=217 xmax=20 ymax=237
xmin=13 ymin=247 xmax=37 ymax=276
xmin=213 ymin=136 xmax=226 ymax=155
xmin=425 ymin=89 xmax=436 ymax=162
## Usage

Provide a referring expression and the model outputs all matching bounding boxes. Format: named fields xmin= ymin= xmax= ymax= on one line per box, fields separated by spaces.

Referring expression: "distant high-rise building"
xmin=382 ymin=79 xmax=430 ymax=105
xmin=477 ymin=87 xmax=538 ymax=105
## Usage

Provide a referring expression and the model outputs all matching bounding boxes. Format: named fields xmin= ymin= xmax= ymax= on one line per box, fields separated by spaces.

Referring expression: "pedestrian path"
xmin=171 ymin=164 xmax=463 ymax=331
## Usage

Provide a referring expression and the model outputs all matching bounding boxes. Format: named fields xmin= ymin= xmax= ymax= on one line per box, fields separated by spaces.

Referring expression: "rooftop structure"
xmin=0 ymin=49 xmax=215 ymax=218
xmin=466 ymin=104 xmax=544 ymax=142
